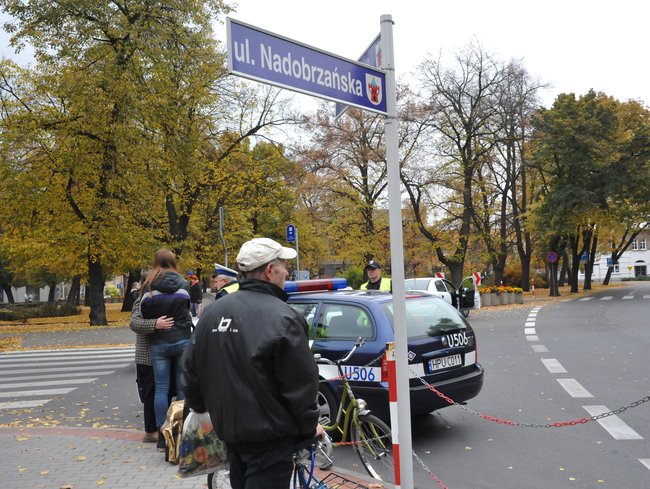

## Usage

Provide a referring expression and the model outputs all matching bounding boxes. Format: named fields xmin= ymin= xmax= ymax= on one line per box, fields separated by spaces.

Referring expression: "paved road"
xmin=409 ymin=283 xmax=650 ymax=489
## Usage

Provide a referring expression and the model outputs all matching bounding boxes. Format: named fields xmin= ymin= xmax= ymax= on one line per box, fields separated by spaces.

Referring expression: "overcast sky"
xmin=2 ymin=0 xmax=648 ymax=108
xmin=215 ymin=0 xmax=650 ymax=107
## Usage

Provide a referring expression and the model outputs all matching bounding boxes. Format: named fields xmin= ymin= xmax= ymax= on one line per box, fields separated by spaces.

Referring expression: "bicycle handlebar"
xmin=314 ymin=336 xmax=366 ymax=365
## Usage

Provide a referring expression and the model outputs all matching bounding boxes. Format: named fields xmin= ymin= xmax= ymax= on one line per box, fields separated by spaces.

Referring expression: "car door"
xmin=458 ymin=275 xmax=480 ymax=310
xmin=431 ymin=278 xmax=453 ymax=305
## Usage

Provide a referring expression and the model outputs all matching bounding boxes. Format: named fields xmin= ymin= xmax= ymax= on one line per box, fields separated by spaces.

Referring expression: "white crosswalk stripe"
xmin=0 ymin=347 xmax=134 ymax=410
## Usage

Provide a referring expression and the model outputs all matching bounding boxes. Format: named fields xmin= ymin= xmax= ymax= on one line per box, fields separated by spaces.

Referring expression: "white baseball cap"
xmin=236 ymin=237 xmax=297 ymax=272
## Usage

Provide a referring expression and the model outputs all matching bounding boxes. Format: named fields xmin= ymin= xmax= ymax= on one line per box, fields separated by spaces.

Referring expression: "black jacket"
xmin=140 ymin=271 xmax=192 ymax=344
xmin=182 ymin=279 xmax=319 ymax=453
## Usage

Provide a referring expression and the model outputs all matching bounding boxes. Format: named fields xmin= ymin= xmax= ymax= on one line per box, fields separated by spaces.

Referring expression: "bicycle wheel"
xmin=351 ymin=414 xmax=394 ymax=483
xmin=207 ymin=468 xmax=231 ymax=489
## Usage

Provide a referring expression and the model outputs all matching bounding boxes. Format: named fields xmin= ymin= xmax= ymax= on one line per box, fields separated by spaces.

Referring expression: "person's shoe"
xmin=156 ymin=433 xmax=166 ymax=452
xmin=142 ymin=432 xmax=158 ymax=443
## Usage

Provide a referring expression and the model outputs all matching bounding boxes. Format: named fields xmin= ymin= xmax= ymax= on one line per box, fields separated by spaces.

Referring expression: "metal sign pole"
xmin=295 ymin=226 xmax=300 ymax=280
xmin=381 ymin=14 xmax=413 ymax=489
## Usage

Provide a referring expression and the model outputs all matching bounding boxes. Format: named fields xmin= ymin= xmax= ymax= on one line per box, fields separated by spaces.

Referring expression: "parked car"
xmin=285 ymin=279 xmax=484 ymax=423
xmin=404 ymin=275 xmax=480 ymax=318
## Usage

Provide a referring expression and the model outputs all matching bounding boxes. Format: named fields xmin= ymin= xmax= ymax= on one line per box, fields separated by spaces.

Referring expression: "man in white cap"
xmin=182 ymin=238 xmax=323 ymax=489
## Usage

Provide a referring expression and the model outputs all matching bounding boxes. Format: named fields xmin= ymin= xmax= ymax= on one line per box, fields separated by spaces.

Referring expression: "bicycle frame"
xmin=318 ymin=338 xmax=369 ymax=442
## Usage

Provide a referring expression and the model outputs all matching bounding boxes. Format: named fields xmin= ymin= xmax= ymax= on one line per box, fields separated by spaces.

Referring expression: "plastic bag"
xmin=177 ymin=410 xmax=227 ymax=478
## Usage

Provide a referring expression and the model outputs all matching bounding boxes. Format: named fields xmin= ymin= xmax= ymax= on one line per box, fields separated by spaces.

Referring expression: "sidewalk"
xmin=1 ymin=425 xmax=388 ymax=489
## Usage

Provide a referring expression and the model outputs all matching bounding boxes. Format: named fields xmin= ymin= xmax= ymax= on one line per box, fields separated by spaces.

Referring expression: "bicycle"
xmin=316 ymin=337 xmax=394 ymax=484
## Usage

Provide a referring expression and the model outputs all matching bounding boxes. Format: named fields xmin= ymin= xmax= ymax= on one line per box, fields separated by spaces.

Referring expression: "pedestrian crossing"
xmin=578 ymin=294 xmax=650 ymax=301
xmin=0 ymin=347 xmax=134 ymax=410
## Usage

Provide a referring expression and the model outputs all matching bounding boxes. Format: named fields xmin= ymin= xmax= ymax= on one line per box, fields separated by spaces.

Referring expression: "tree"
xmin=529 ymin=91 xmax=626 ymax=293
xmin=407 ymin=43 xmax=504 ymax=284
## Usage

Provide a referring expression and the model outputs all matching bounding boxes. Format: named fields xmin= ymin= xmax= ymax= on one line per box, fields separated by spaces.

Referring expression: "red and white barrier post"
xmin=385 ymin=342 xmax=402 ymax=488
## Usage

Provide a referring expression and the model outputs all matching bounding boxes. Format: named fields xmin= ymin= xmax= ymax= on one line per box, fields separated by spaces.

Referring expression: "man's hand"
xmin=155 ymin=316 xmax=174 ymax=330
xmin=315 ymin=423 xmax=327 ymax=440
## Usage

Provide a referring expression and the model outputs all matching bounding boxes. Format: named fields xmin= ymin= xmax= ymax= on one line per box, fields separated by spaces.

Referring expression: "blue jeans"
xmin=151 ymin=339 xmax=190 ymax=428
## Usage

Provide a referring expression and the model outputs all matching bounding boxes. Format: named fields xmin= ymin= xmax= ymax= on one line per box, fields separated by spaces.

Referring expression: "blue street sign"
xmin=335 ymin=34 xmax=381 ymax=119
xmin=607 ymin=257 xmax=613 ymax=267
xmin=286 ymin=224 xmax=296 ymax=243
xmin=547 ymin=251 xmax=558 ymax=263
xmin=580 ymin=251 xmax=589 ymax=263
xmin=227 ymin=18 xmax=387 ymax=115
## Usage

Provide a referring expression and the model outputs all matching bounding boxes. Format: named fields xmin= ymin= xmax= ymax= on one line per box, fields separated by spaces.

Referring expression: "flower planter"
xmin=498 ymin=292 xmax=508 ymax=305
xmin=507 ymin=292 xmax=515 ymax=304
xmin=480 ymin=293 xmax=492 ymax=307
xmin=515 ymin=293 xmax=524 ymax=304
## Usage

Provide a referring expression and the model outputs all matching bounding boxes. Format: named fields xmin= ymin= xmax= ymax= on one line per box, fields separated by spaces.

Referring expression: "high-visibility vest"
xmin=222 ymin=282 xmax=240 ymax=294
xmin=360 ymin=277 xmax=392 ymax=291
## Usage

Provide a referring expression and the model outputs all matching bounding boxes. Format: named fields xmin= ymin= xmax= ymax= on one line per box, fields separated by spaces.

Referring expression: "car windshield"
xmin=404 ymin=278 xmax=430 ymax=290
xmin=381 ymin=297 xmax=467 ymax=339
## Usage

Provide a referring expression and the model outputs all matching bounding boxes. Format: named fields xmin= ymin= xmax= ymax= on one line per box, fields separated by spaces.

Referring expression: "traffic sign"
xmin=547 ymin=251 xmax=558 ymax=263
xmin=227 ymin=18 xmax=387 ymax=115
xmin=286 ymin=224 xmax=296 ymax=243
xmin=472 ymin=271 xmax=481 ymax=285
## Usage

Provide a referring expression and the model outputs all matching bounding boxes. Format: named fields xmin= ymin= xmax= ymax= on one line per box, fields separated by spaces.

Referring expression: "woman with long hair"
xmin=140 ymin=249 xmax=193 ymax=451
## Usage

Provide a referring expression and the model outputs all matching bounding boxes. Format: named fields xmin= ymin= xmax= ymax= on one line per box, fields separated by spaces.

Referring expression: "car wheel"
xmin=317 ymin=382 xmax=341 ymax=441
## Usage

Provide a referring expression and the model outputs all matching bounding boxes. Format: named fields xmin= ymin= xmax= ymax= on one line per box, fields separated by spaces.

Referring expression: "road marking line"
xmin=579 ymin=297 xmax=594 ymax=301
xmin=0 ymin=353 xmax=133 ymax=364
xmin=557 ymin=378 xmax=593 ymax=398
xmin=524 ymin=328 xmax=536 ymax=335
xmin=541 ymin=358 xmax=568 ymax=373
xmin=0 ymin=387 xmax=76 ymax=398
xmin=0 ymin=347 xmax=134 ymax=358
xmin=643 ymin=295 xmax=650 ymax=299
xmin=622 ymin=295 xmax=634 ymax=300
xmin=526 ymin=335 xmax=539 ymax=341
xmin=1 ymin=371 xmax=114 ymax=382
xmin=640 ymin=459 xmax=650 ymax=471
xmin=583 ymin=405 xmax=643 ymax=440
xmin=0 ymin=358 xmax=132 ymax=369
xmin=531 ymin=344 xmax=549 ymax=353
xmin=2 ymin=364 xmax=131 ymax=375
xmin=600 ymin=296 xmax=613 ymax=300
xmin=0 ymin=399 xmax=51 ymax=409
xmin=0 ymin=378 xmax=98 ymax=389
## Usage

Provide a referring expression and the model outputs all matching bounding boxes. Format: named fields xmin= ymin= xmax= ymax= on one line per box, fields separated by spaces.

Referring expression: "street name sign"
xmin=227 ymin=18 xmax=387 ymax=115
xmin=335 ymin=34 xmax=382 ymax=119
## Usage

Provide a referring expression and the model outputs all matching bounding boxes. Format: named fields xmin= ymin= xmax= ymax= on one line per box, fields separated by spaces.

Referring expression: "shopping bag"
xmin=161 ymin=400 xmax=185 ymax=464
xmin=177 ymin=410 xmax=227 ymax=478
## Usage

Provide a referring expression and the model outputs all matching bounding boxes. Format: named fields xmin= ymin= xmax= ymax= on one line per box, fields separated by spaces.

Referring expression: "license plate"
xmin=428 ymin=354 xmax=462 ymax=372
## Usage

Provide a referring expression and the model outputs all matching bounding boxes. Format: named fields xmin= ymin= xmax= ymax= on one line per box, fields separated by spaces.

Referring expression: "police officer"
xmin=360 ymin=260 xmax=392 ymax=291
xmin=210 ymin=263 xmax=239 ymax=299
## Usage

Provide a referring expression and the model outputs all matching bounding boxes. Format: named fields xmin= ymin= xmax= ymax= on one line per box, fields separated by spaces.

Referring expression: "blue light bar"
xmin=284 ymin=278 xmax=348 ymax=293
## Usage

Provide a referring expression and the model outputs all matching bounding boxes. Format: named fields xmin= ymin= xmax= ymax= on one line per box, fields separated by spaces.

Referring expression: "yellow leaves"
xmin=96 ymin=479 xmax=105 ymax=486
xmin=14 ymin=434 xmax=31 ymax=442
xmin=74 ymin=456 xmax=86 ymax=462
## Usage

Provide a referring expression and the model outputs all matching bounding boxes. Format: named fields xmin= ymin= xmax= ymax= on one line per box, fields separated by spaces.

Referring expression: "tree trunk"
xmin=66 ymin=276 xmax=81 ymax=306
xmin=1 ymin=283 xmax=14 ymax=304
xmin=47 ymin=281 xmax=56 ymax=303
xmin=121 ymin=271 xmax=140 ymax=312
xmin=87 ymin=256 xmax=107 ymax=325
xmin=520 ymin=254 xmax=531 ymax=291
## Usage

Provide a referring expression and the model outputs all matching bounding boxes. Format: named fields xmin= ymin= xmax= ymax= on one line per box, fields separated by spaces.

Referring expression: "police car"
xmin=404 ymin=273 xmax=481 ymax=318
xmin=285 ymin=279 xmax=484 ymax=422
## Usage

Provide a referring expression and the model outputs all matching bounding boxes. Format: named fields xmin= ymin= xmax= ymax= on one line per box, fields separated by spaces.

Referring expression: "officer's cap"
xmin=365 ymin=260 xmax=382 ymax=270
xmin=212 ymin=264 xmax=238 ymax=278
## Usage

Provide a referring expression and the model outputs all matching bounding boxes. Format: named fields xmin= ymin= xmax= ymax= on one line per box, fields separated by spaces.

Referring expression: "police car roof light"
xmin=284 ymin=278 xmax=348 ymax=293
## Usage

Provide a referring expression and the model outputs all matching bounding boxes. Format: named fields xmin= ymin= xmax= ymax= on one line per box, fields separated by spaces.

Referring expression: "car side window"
xmin=434 ymin=279 xmax=447 ymax=293
xmin=317 ymin=304 xmax=372 ymax=340
xmin=288 ymin=302 xmax=319 ymax=340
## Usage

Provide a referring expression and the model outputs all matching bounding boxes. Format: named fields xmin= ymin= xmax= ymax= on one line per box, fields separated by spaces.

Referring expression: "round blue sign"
xmin=547 ymin=251 xmax=558 ymax=263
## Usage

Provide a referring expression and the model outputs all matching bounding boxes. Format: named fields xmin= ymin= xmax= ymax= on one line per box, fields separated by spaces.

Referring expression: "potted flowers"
xmin=478 ymin=286 xmax=494 ymax=306
xmin=513 ymin=287 xmax=524 ymax=304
